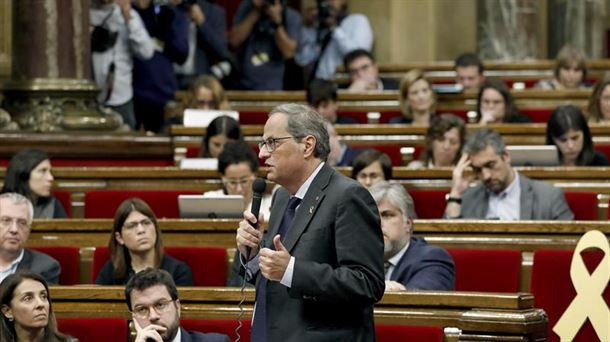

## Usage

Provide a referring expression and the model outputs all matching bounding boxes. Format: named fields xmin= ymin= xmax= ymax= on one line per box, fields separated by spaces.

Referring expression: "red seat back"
xmin=182 ymin=319 xmax=249 ymax=342
xmin=52 ymin=191 xmax=72 ymax=218
xmin=29 ymin=246 xmax=80 ymax=285
xmin=409 ymin=190 xmax=448 ymax=219
xmin=376 ymin=324 xmax=444 ymax=342
xmin=564 ymin=192 xmax=598 ymax=220
xmin=448 ymin=249 xmax=521 ymax=292
xmin=521 ymin=108 xmax=553 ymax=123
xmin=531 ymin=249 xmax=610 ymax=342
xmin=51 ymin=159 xmax=174 ymax=167
xmin=84 ymin=190 xmax=200 ymax=218
xmin=57 ymin=317 xmax=128 ymax=342
xmin=92 ymin=247 xmax=226 ymax=286
xmin=595 ymin=144 xmax=610 ymax=162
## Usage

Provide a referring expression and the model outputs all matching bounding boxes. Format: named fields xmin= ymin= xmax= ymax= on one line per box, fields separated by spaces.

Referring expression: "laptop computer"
xmin=507 ymin=145 xmax=560 ymax=167
xmin=178 ymin=194 xmax=245 ymax=219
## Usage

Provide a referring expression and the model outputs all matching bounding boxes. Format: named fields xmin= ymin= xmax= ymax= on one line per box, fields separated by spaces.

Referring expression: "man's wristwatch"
xmin=445 ymin=194 xmax=462 ymax=204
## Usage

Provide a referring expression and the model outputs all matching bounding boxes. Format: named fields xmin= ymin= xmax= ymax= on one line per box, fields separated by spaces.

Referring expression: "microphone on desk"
xmin=246 ymin=177 xmax=267 ymax=260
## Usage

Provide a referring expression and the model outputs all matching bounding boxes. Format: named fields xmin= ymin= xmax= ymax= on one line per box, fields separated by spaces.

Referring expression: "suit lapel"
xmin=282 ymin=164 xmax=332 ymax=252
xmin=265 ymin=193 xmax=289 ymax=248
xmin=519 ymin=176 xmax=534 ymax=220
xmin=473 ymin=186 xmax=489 ymax=218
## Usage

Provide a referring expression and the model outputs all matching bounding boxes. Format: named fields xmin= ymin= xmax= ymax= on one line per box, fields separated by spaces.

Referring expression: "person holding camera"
xmin=90 ymin=0 xmax=155 ymax=130
xmin=174 ymin=0 xmax=232 ymax=90
xmin=229 ymin=0 xmax=302 ymax=90
xmin=311 ymin=0 xmax=373 ymax=80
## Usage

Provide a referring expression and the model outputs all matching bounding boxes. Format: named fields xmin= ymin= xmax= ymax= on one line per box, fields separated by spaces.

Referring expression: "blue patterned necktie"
xmin=251 ymin=196 xmax=301 ymax=342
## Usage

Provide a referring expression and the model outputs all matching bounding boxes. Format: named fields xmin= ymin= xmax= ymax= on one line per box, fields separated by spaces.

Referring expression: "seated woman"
xmin=205 ymin=140 xmax=273 ymax=220
xmin=408 ymin=114 xmax=465 ymax=168
xmin=2 ymin=149 xmax=67 ymax=219
xmin=187 ymin=75 xmax=230 ymax=111
xmin=535 ymin=45 xmax=589 ymax=90
xmin=95 ymin=198 xmax=193 ymax=285
xmin=546 ymin=104 xmax=609 ymax=166
xmin=351 ymin=149 xmax=392 ymax=188
xmin=476 ymin=79 xmax=531 ymax=124
xmin=199 ymin=115 xmax=243 ymax=158
xmin=0 ymin=271 xmax=76 ymax=342
xmin=390 ymin=69 xmax=436 ymax=126
xmin=586 ymin=79 xmax=610 ymax=123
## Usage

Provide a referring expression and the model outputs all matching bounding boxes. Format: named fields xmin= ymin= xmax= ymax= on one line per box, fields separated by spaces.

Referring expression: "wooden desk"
xmin=49 ymin=286 xmax=547 ymax=341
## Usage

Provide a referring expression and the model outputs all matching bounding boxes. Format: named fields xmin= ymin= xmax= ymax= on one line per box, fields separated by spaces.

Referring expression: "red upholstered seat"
xmin=595 ymin=144 xmax=610 ymax=162
xmin=84 ymin=190 xmax=200 ymax=218
xmin=376 ymin=324 xmax=444 ymax=342
xmin=57 ymin=317 xmax=128 ymax=342
xmin=531 ymin=249 xmax=610 ymax=342
xmin=91 ymin=246 xmax=226 ymax=286
xmin=521 ymin=108 xmax=553 ymax=123
xmin=409 ymin=190 xmax=448 ymax=219
xmin=447 ymin=249 xmax=521 ymax=292
xmin=29 ymin=246 xmax=79 ymax=285
xmin=52 ymin=191 xmax=72 ymax=218
xmin=51 ymin=159 xmax=174 ymax=167
xmin=564 ymin=192 xmax=599 ymax=220
xmin=182 ymin=319 xmax=250 ymax=342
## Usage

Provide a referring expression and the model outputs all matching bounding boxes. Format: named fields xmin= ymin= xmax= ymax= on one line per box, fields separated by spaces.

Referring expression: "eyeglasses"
xmin=258 ymin=136 xmax=294 ymax=153
xmin=223 ymin=176 xmax=254 ymax=189
xmin=131 ymin=299 xmax=174 ymax=318
xmin=0 ymin=216 xmax=30 ymax=230
xmin=123 ymin=218 xmax=154 ymax=230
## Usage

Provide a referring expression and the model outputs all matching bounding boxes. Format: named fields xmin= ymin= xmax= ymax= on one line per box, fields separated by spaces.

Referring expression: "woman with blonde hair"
xmin=188 ymin=75 xmax=230 ymax=110
xmin=586 ymin=79 xmax=610 ymax=123
xmin=390 ymin=69 xmax=436 ymax=125
xmin=535 ymin=45 xmax=589 ymax=89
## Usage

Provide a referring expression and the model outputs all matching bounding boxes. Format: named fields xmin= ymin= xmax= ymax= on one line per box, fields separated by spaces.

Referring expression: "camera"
xmin=91 ymin=25 xmax=118 ymax=53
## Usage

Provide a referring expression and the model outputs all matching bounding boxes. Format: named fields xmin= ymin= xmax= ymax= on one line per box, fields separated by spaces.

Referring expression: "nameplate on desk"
xmin=183 ymin=109 xmax=240 ymax=127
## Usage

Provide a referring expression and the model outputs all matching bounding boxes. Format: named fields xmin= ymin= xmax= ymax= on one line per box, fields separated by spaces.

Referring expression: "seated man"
xmin=454 ymin=52 xmax=485 ymax=91
xmin=343 ymin=49 xmax=398 ymax=91
xmin=445 ymin=128 xmax=574 ymax=220
xmin=126 ymin=268 xmax=230 ymax=342
xmin=369 ymin=181 xmax=455 ymax=291
xmin=0 ymin=193 xmax=60 ymax=284
xmin=307 ymin=78 xmax=358 ymax=124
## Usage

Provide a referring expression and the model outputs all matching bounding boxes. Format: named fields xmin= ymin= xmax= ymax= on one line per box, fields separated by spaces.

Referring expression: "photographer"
xmin=311 ymin=0 xmax=373 ymax=80
xmin=90 ymin=0 xmax=155 ymax=130
xmin=174 ymin=0 xmax=232 ymax=89
xmin=229 ymin=0 xmax=301 ymax=90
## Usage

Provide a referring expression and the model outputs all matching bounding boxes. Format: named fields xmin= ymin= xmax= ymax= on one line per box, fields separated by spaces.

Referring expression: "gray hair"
xmin=269 ymin=103 xmax=330 ymax=161
xmin=462 ymin=128 xmax=506 ymax=156
xmin=0 ymin=192 xmax=34 ymax=224
xmin=368 ymin=181 xmax=416 ymax=222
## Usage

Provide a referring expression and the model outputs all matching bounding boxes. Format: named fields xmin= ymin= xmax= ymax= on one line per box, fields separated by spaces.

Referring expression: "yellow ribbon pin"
xmin=553 ymin=230 xmax=610 ymax=342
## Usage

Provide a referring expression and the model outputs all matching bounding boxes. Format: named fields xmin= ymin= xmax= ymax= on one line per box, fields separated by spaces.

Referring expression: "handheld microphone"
xmin=247 ymin=178 xmax=267 ymax=259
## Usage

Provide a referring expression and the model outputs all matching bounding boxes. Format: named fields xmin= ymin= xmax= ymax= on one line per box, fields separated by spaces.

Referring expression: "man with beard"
xmin=369 ymin=181 xmax=455 ymax=292
xmin=444 ymin=128 xmax=574 ymax=220
xmin=126 ymin=268 xmax=229 ymax=342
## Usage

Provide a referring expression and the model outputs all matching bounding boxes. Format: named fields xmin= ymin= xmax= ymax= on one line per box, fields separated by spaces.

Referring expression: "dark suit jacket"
xmin=380 ymin=77 xmax=399 ymax=90
xmin=17 ymin=249 xmax=60 ymax=285
xmin=459 ymin=173 xmax=574 ymax=220
xmin=194 ymin=1 xmax=230 ymax=75
xmin=180 ymin=327 xmax=230 ymax=342
xmin=95 ymin=255 xmax=193 ymax=286
xmin=256 ymin=163 xmax=385 ymax=341
xmin=390 ymin=236 xmax=455 ymax=290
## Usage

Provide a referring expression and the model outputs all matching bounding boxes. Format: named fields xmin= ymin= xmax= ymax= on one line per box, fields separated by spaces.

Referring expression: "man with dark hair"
xmin=343 ymin=49 xmax=398 ymax=91
xmin=369 ymin=181 xmax=455 ymax=292
xmin=351 ymin=149 xmax=393 ymax=188
xmin=125 ymin=268 xmax=229 ymax=342
xmin=306 ymin=78 xmax=357 ymax=124
xmin=236 ymin=103 xmax=384 ymax=341
xmin=445 ymin=128 xmax=574 ymax=220
xmin=454 ymin=52 xmax=485 ymax=91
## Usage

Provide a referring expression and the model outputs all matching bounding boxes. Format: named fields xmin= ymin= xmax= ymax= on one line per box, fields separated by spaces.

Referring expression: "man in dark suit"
xmin=126 ymin=268 xmax=230 ymax=342
xmin=445 ymin=128 xmax=574 ymax=220
xmin=343 ymin=49 xmax=399 ymax=91
xmin=0 ymin=193 xmax=60 ymax=284
xmin=236 ymin=103 xmax=385 ymax=341
xmin=368 ymin=181 xmax=455 ymax=291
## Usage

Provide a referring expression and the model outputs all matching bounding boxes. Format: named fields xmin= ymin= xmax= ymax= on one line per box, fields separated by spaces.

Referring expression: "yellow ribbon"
xmin=553 ymin=230 xmax=610 ymax=342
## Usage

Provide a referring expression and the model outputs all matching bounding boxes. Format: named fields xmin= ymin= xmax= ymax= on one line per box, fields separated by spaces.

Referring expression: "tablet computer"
xmin=507 ymin=145 xmax=560 ymax=166
xmin=178 ymin=194 xmax=244 ymax=218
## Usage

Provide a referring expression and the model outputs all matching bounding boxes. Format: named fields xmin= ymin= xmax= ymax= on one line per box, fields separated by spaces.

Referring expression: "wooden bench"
xmin=49 ymin=286 xmax=547 ymax=341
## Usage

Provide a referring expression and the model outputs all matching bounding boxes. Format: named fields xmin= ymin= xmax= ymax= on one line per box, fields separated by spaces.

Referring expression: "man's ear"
xmin=175 ymin=299 xmax=181 ymax=318
xmin=303 ymin=135 xmax=316 ymax=158
xmin=502 ymin=151 xmax=512 ymax=165
xmin=404 ymin=217 xmax=414 ymax=235
xmin=1 ymin=304 xmax=13 ymax=321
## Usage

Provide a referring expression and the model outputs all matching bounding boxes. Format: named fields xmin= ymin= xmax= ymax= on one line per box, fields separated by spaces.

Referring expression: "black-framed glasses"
xmin=131 ymin=299 xmax=174 ymax=318
xmin=258 ymin=136 xmax=294 ymax=153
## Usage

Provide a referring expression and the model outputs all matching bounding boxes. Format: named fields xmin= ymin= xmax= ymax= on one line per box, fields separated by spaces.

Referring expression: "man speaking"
xmin=236 ymin=103 xmax=385 ymax=341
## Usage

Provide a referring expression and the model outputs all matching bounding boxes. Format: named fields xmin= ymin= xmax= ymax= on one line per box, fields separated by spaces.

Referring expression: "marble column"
xmin=2 ymin=0 xmax=122 ymax=131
